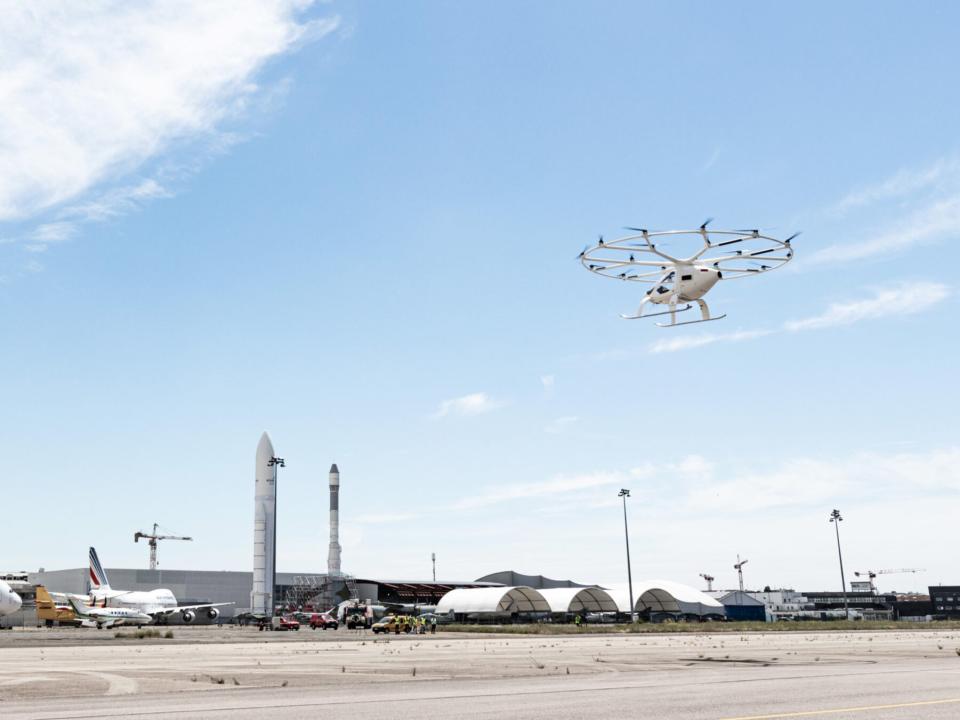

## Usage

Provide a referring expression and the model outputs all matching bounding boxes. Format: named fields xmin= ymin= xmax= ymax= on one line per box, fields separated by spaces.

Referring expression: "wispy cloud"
xmin=0 ymin=2 xmax=338 ymax=227
xmin=814 ymin=156 xmax=960 ymax=264
xmin=432 ymin=392 xmax=504 ymax=418
xmin=811 ymin=196 xmax=960 ymax=264
xmin=649 ymin=329 xmax=772 ymax=354
xmin=832 ymin=157 xmax=960 ymax=214
xmin=784 ymin=282 xmax=949 ymax=331
xmin=686 ymin=447 xmax=960 ymax=513
xmin=544 ymin=416 xmax=578 ymax=434
xmin=700 ymin=147 xmax=722 ymax=173
xmin=453 ymin=456 xmax=713 ymax=511
xmin=355 ymin=513 xmax=419 ymax=525
xmin=649 ymin=282 xmax=950 ymax=353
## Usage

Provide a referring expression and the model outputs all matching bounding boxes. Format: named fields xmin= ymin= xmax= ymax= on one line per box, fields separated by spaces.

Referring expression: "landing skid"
xmin=620 ymin=304 xmax=692 ymax=320
xmin=656 ymin=313 xmax=727 ymax=328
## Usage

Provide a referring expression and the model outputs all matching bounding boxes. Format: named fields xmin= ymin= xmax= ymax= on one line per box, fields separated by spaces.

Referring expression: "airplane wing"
xmin=149 ymin=602 xmax=234 ymax=619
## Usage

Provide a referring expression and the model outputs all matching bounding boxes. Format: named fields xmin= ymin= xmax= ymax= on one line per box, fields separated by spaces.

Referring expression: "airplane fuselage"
xmin=92 ymin=588 xmax=178 ymax=615
xmin=649 ymin=265 xmax=722 ymax=305
xmin=0 ymin=581 xmax=22 ymax=616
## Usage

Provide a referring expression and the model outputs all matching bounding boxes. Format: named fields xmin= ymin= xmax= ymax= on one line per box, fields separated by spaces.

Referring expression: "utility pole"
xmin=134 ymin=523 xmax=192 ymax=570
xmin=619 ymin=489 xmax=636 ymax=623
xmin=829 ymin=509 xmax=849 ymax=619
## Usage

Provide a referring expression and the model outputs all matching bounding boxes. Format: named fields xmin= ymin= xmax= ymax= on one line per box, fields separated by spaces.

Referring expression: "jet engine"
xmin=206 ymin=608 xmax=220 ymax=620
xmin=181 ymin=610 xmax=196 ymax=623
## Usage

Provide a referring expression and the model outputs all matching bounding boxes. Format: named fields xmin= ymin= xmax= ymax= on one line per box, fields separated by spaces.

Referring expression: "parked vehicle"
xmin=271 ymin=614 xmax=301 ymax=631
xmin=309 ymin=612 xmax=339 ymax=630
xmin=371 ymin=615 xmax=413 ymax=634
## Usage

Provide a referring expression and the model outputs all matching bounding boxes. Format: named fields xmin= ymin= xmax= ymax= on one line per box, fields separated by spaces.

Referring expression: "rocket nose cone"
xmin=257 ymin=431 xmax=275 ymax=462
xmin=329 ymin=463 xmax=339 ymax=474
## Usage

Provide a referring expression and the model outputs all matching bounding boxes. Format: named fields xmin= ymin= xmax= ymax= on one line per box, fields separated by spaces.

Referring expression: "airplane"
xmin=0 ymin=580 xmax=22 ymax=620
xmin=35 ymin=585 xmax=81 ymax=626
xmin=88 ymin=547 xmax=232 ymax=624
xmin=67 ymin=596 xmax=152 ymax=629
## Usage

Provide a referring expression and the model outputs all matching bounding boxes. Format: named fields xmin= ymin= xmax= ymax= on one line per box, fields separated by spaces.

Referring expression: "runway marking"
xmin=720 ymin=697 xmax=960 ymax=719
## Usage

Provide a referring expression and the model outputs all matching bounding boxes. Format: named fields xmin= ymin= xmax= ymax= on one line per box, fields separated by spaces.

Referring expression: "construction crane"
xmin=733 ymin=555 xmax=749 ymax=592
xmin=699 ymin=573 xmax=715 ymax=592
xmin=853 ymin=568 xmax=925 ymax=593
xmin=134 ymin=523 xmax=192 ymax=570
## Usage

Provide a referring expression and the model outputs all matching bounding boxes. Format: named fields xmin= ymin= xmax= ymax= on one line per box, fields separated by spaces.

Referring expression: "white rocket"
xmin=251 ymin=432 xmax=278 ymax=615
xmin=327 ymin=463 xmax=341 ymax=576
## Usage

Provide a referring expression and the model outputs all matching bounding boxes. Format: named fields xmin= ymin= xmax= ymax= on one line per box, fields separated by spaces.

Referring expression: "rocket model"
xmin=327 ymin=463 xmax=341 ymax=576
xmin=251 ymin=432 xmax=278 ymax=615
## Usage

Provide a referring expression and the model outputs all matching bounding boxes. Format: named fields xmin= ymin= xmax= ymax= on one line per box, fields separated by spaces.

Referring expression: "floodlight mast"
xmin=267 ymin=455 xmax=285 ymax=614
xmin=619 ymin=489 xmax=635 ymax=623
xmin=829 ymin=509 xmax=849 ymax=619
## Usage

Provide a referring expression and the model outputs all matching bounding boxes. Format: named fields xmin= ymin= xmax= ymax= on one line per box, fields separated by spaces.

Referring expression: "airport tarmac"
xmin=2 ymin=627 xmax=960 ymax=718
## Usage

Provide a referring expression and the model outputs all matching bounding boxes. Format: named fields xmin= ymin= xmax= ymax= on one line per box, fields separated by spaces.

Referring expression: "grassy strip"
xmin=113 ymin=629 xmax=175 ymax=639
xmin=440 ymin=621 xmax=960 ymax=635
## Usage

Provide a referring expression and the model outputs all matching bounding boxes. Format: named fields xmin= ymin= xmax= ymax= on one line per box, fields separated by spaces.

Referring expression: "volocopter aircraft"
xmin=88 ymin=547 xmax=232 ymax=623
xmin=578 ymin=220 xmax=798 ymax=327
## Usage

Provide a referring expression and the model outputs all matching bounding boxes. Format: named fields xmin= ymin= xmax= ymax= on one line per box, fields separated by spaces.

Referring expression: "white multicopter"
xmin=579 ymin=221 xmax=797 ymax=327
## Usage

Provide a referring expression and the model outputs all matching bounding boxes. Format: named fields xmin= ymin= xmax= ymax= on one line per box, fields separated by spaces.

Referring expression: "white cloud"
xmin=812 ymin=196 xmax=960 ymax=264
xmin=540 ymin=374 xmax=555 ymax=389
xmin=544 ymin=416 xmax=578 ymax=434
xmin=432 ymin=392 xmax=504 ymax=418
xmin=355 ymin=513 xmax=419 ymax=525
xmin=0 ymin=2 xmax=338 ymax=222
xmin=686 ymin=448 xmax=960 ymax=513
xmin=452 ymin=456 xmax=713 ymax=511
xmin=452 ymin=470 xmax=629 ymax=510
xmin=833 ymin=157 xmax=959 ymax=213
xmin=649 ymin=329 xmax=772 ymax=354
xmin=700 ymin=147 xmax=721 ymax=173
xmin=784 ymin=282 xmax=949 ymax=331
xmin=649 ymin=283 xmax=950 ymax=353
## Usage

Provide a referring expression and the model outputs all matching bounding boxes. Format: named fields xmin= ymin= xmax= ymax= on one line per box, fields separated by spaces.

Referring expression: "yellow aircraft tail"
xmin=35 ymin=585 xmax=78 ymax=624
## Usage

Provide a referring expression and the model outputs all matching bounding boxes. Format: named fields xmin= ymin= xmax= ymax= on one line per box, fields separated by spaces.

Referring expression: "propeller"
xmin=597 ymin=234 xmax=604 ymax=246
xmin=623 ymin=227 xmax=648 ymax=233
xmin=577 ymin=245 xmax=589 ymax=259
xmin=785 ymin=231 xmax=801 ymax=243
xmin=700 ymin=217 xmax=714 ymax=230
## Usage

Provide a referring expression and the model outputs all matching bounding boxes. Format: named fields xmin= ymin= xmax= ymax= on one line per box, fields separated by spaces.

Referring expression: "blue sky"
xmin=2 ymin=1 xmax=959 ymax=594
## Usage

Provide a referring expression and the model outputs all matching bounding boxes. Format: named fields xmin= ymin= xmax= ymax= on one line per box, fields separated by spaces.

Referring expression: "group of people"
xmin=411 ymin=615 xmax=437 ymax=634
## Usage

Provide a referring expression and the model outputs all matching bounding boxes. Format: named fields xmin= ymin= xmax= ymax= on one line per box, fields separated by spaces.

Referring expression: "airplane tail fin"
xmin=67 ymin=596 xmax=90 ymax=617
xmin=88 ymin=547 xmax=111 ymax=591
xmin=35 ymin=585 xmax=56 ymax=609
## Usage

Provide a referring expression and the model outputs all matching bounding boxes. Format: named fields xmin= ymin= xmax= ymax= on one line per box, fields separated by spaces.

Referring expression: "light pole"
xmin=829 ymin=509 xmax=849 ymax=620
xmin=619 ymin=489 xmax=636 ymax=623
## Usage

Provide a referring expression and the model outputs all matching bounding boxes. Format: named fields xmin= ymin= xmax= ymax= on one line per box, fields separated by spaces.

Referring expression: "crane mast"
xmin=853 ymin=568 xmax=924 ymax=593
xmin=134 ymin=523 xmax=193 ymax=570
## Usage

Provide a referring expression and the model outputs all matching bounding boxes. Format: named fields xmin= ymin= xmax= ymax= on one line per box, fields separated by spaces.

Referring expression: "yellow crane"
xmin=134 ymin=523 xmax=192 ymax=570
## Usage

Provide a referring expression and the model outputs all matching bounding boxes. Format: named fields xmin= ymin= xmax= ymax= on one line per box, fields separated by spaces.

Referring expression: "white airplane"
xmin=0 ymin=580 xmax=23 ymax=618
xmin=88 ymin=547 xmax=231 ymax=623
xmin=67 ymin=596 xmax=152 ymax=629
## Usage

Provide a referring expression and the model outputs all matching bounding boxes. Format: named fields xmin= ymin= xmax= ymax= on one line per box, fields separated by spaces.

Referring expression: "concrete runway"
xmin=2 ymin=627 xmax=960 ymax=718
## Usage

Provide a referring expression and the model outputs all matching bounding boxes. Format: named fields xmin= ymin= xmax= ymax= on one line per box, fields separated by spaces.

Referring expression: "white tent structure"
xmin=538 ymin=587 xmax=619 ymax=614
xmin=608 ymin=579 xmax=724 ymax=616
xmin=435 ymin=586 xmax=549 ymax=616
